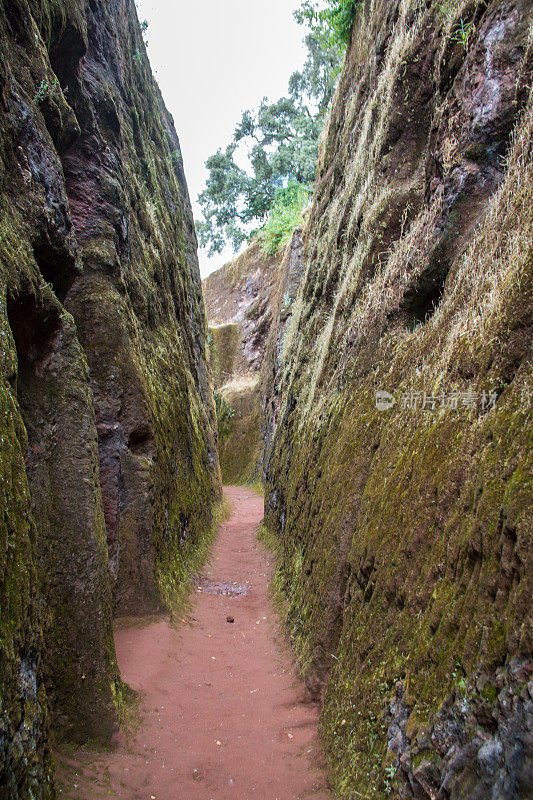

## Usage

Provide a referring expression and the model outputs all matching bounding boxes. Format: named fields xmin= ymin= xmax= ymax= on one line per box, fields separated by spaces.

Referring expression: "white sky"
xmin=134 ymin=0 xmax=309 ymax=278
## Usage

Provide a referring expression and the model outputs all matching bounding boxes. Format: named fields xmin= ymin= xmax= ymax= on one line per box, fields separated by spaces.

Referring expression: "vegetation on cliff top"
xmin=259 ymin=183 xmax=311 ymax=255
xmin=196 ymin=16 xmax=343 ymax=255
xmin=295 ymin=0 xmax=359 ymax=47
xmin=196 ymin=1 xmax=360 ymax=257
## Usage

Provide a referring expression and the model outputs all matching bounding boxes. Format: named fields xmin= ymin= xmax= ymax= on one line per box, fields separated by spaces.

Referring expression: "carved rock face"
xmin=0 ymin=0 xmax=220 ymax=793
xmin=262 ymin=2 xmax=533 ymax=798
xmin=203 ymin=241 xmax=283 ymax=483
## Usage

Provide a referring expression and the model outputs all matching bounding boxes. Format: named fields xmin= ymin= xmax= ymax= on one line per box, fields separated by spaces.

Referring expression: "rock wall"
xmin=263 ymin=1 xmax=533 ymax=798
xmin=203 ymin=241 xmax=280 ymax=483
xmin=261 ymin=230 xmax=305 ymax=469
xmin=0 ymin=0 xmax=220 ymax=795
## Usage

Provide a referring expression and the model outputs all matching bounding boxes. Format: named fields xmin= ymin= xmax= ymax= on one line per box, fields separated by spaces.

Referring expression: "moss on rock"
xmin=0 ymin=0 xmax=221 ymax=793
xmin=0 ymin=378 xmax=53 ymax=799
xmin=217 ymin=377 xmax=263 ymax=485
xmin=263 ymin=2 xmax=533 ymax=797
xmin=208 ymin=324 xmax=241 ymax=387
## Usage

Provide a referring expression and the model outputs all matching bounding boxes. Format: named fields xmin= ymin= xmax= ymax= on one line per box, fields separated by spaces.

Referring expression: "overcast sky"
xmin=134 ymin=0 xmax=310 ymax=278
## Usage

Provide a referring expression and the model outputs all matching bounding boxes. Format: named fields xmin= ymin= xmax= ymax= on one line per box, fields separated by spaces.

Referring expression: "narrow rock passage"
xmin=58 ymin=487 xmax=330 ymax=800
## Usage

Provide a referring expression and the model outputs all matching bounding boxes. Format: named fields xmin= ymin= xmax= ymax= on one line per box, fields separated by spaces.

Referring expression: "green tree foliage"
xmin=294 ymin=0 xmax=359 ymax=48
xmin=259 ymin=183 xmax=311 ymax=256
xmin=196 ymin=32 xmax=341 ymax=255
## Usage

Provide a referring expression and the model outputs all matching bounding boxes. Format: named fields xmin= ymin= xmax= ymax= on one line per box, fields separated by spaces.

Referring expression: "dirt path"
xmin=58 ymin=486 xmax=330 ymax=800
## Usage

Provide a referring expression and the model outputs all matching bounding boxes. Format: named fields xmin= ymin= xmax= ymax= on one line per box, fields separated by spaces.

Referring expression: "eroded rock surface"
xmin=203 ymin=241 xmax=281 ymax=483
xmin=262 ymin=2 xmax=533 ymax=798
xmin=0 ymin=0 xmax=220 ymax=795
xmin=203 ymin=241 xmax=280 ymax=375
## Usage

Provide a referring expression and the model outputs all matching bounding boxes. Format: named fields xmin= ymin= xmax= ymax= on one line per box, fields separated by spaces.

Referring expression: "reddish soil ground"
xmin=57 ymin=486 xmax=330 ymax=800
